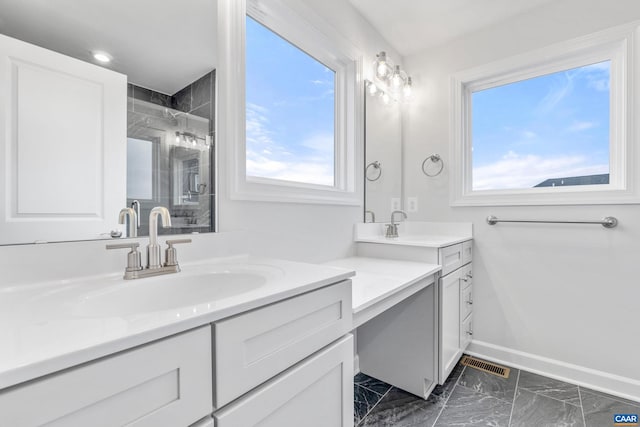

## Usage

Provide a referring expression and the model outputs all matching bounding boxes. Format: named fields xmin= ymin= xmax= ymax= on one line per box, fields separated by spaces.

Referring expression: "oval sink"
xmin=73 ymin=270 xmax=267 ymax=318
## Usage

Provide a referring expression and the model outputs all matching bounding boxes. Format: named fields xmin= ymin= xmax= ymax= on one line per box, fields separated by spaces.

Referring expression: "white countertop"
xmin=324 ymin=257 xmax=441 ymax=327
xmin=0 ymin=255 xmax=354 ymax=389
xmin=355 ymin=234 xmax=471 ymax=248
xmin=354 ymin=221 xmax=472 ymax=248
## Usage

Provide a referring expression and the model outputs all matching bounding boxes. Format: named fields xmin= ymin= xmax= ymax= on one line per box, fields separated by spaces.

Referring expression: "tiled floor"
xmin=354 ymin=357 xmax=640 ymax=426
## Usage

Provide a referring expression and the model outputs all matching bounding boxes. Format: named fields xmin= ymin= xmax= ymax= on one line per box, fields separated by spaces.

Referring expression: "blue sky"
xmin=472 ymin=61 xmax=610 ymax=190
xmin=245 ymin=16 xmax=335 ymax=186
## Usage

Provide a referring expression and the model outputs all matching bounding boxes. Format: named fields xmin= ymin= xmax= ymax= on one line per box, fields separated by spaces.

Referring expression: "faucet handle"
xmin=164 ymin=239 xmax=192 ymax=267
xmin=106 ymin=242 xmax=143 ymax=272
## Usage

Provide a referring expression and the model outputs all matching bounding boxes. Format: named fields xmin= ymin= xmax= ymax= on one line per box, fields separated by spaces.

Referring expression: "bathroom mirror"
xmin=0 ymin=0 xmax=218 ymax=244
xmin=364 ymin=88 xmax=402 ymax=223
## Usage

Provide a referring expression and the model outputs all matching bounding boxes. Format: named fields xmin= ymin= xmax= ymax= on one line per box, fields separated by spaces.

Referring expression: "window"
xmin=245 ymin=16 xmax=336 ymax=187
xmin=472 ymin=61 xmax=610 ymax=191
xmin=222 ymin=0 xmax=361 ymax=205
xmin=451 ymin=23 xmax=640 ymax=206
xmin=126 ymin=137 xmax=155 ymax=200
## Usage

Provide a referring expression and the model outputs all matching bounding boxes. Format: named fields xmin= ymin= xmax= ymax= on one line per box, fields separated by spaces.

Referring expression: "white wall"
xmin=365 ymin=93 xmax=402 ymax=222
xmin=403 ymin=0 xmax=640 ymax=398
xmin=218 ymin=0 xmax=401 ymax=263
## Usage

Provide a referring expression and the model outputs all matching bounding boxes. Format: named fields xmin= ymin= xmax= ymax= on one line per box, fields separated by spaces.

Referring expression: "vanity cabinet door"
xmin=0 ymin=34 xmax=126 ymax=244
xmin=0 ymin=327 xmax=212 ymax=427
xmin=439 ymin=268 xmax=463 ymax=383
xmin=214 ymin=335 xmax=353 ymax=427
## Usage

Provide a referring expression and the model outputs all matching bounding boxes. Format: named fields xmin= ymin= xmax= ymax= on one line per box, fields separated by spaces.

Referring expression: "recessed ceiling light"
xmin=93 ymin=51 xmax=112 ymax=63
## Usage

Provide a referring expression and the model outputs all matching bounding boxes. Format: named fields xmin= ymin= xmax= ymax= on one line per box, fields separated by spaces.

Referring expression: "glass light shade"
xmin=375 ymin=51 xmax=390 ymax=79
xmin=382 ymin=92 xmax=390 ymax=104
xmin=391 ymin=66 xmax=403 ymax=88
xmin=403 ymin=77 xmax=413 ymax=98
xmin=368 ymin=82 xmax=378 ymax=95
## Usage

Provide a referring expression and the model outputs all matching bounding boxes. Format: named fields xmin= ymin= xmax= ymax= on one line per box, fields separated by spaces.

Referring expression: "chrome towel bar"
xmin=486 ymin=215 xmax=618 ymax=229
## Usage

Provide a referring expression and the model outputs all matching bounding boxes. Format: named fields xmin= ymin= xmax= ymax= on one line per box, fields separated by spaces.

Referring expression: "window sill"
xmin=450 ymin=185 xmax=640 ymax=207
xmin=230 ymin=179 xmax=361 ymax=206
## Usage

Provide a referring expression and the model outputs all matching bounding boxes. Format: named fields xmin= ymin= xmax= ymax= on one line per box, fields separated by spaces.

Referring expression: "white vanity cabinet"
xmin=0 ymin=279 xmax=354 ymax=427
xmin=356 ymin=238 xmax=473 ymax=385
xmin=437 ymin=242 xmax=473 ymax=384
xmin=0 ymin=327 xmax=213 ymax=427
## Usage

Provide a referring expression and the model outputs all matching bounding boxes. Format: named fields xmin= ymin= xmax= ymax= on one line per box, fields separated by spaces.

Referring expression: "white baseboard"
xmin=467 ymin=340 xmax=640 ymax=403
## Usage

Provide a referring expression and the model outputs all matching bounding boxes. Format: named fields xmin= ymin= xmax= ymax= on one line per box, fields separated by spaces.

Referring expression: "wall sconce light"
xmin=366 ymin=80 xmax=394 ymax=105
xmin=371 ymin=51 xmax=413 ymax=102
xmin=375 ymin=51 xmax=393 ymax=80
xmin=175 ymin=131 xmax=210 ymax=149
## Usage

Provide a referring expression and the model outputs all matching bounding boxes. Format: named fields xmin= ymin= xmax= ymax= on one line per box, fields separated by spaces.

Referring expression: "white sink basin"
xmin=25 ymin=263 xmax=283 ymax=318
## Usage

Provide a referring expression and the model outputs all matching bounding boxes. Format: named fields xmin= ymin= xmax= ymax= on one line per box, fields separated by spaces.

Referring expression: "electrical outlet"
xmin=407 ymin=197 xmax=418 ymax=212
xmin=391 ymin=198 xmax=401 ymax=211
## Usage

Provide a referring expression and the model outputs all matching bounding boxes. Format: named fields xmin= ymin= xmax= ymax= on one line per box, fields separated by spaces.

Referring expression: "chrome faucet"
xmin=385 ymin=210 xmax=407 ymax=238
xmin=107 ymin=206 xmax=191 ymax=279
xmin=365 ymin=210 xmax=376 ymax=223
xmin=147 ymin=206 xmax=171 ymax=269
xmin=118 ymin=207 xmax=138 ymax=238
xmin=131 ymin=200 xmax=141 ymax=229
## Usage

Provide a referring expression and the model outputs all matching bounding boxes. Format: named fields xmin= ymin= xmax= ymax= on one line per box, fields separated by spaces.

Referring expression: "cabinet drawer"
xmin=461 ymin=284 xmax=473 ymax=320
xmin=439 ymin=244 xmax=463 ymax=276
xmin=213 ymin=280 xmax=352 ymax=408
xmin=0 ymin=327 xmax=212 ymax=427
xmin=460 ymin=263 xmax=473 ymax=289
xmin=462 ymin=240 xmax=473 ymax=265
xmin=460 ymin=314 xmax=473 ymax=350
xmin=214 ymin=334 xmax=353 ymax=427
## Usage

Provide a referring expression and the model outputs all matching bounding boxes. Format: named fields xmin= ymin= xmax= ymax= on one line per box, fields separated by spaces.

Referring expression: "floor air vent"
xmin=460 ymin=356 xmax=510 ymax=379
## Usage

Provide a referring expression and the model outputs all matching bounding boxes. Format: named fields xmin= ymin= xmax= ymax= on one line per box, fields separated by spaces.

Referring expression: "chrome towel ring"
xmin=366 ymin=161 xmax=382 ymax=181
xmin=422 ymin=154 xmax=444 ymax=177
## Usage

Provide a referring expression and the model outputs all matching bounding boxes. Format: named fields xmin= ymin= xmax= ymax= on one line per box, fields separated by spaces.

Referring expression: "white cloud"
xmin=301 ymin=133 xmax=334 ymax=153
xmin=473 ymin=151 xmax=608 ymax=190
xmin=537 ymin=72 xmax=573 ymax=112
xmin=310 ymin=79 xmax=333 ymax=86
xmin=567 ymin=121 xmax=596 ymax=132
xmin=582 ymin=62 xmax=610 ymax=92
xmin=246 ymin=102 xmax=335 ymax=186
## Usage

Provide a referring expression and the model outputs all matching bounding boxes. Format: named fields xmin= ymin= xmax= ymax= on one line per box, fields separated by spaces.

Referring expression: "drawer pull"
xmin=461 ymin=277 xmax=469 ymax=282
xmin=466 ymin=273 xmax=473 ymax=279
xmin=466 ymin=299 xmax=473 ymax=305
xmin=466 ymin=330 xmax=473 ymax=336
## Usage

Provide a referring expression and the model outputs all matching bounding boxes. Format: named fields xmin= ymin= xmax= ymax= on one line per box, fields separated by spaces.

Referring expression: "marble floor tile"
xmin=456 ymin=363 xmax=519 ymax=401
xmin=510 ymin=388 xmax=584 ymax=427
xmin=580 ymin=388 xmax=640 ymax=427
xmin=517 ymin=370 xmax=581 ymax=406
xmin=356 ymin=372 xmax=394 ymax=396
xmin=355 ymin=384 xmax=384 ymax=425
xmin=360 ymin=387 xmax=445 ymax=427
xmin=580 ymin=386 xmax=640 ymax=407
xmin=434 ymin=384 xmax=512 ymax=427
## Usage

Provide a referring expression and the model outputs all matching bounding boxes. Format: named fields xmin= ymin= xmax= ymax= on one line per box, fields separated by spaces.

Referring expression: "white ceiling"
xmin=0 ymin=0 xmax=217 ymax=95
xmin=349 ymin=0 xmax=557 ymax=57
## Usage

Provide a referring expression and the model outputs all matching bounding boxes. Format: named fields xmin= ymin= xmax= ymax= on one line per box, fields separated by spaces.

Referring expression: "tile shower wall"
xmin=128 ymin=71 xmax=216 ymax=235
